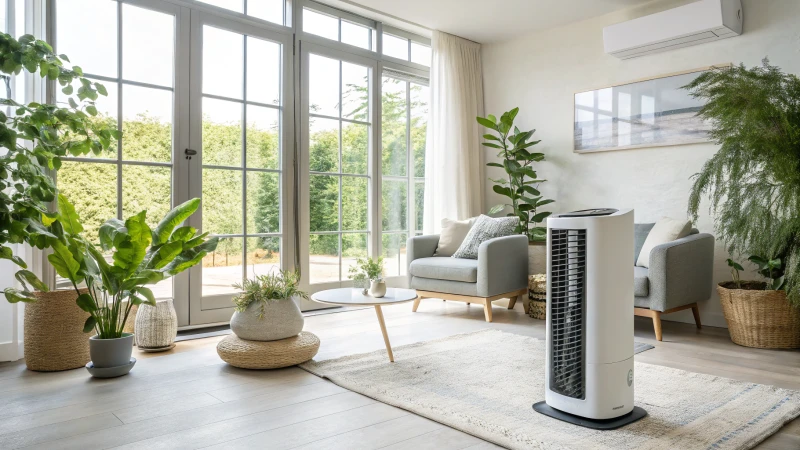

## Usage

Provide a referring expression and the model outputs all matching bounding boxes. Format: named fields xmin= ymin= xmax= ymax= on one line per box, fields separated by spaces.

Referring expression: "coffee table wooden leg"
xmin=374 ymin=305 xmax=394 ymax=362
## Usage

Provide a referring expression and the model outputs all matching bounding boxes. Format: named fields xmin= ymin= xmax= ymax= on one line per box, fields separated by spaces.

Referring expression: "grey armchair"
xmin=633 ymin=224 xmax=715 ymax=341
xmin=406 ymin=234 xmax=529 ymax=322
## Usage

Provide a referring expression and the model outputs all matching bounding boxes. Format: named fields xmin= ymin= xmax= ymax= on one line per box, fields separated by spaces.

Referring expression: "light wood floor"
xmin=1 ymin=300 xmax=798 ymax=449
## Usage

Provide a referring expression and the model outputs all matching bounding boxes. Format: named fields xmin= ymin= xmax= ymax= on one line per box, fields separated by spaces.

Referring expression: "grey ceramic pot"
xmin=230 ymin=299 xmax=304 ymax=341
xmin=89 ymin=333 xmax=134 ymax=368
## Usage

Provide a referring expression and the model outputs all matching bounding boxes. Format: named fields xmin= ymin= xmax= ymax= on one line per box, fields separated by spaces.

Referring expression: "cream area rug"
xmin=300 ymin=330 xmax=800 ymax=450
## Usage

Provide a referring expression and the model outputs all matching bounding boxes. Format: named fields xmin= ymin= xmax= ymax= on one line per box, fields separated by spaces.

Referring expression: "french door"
xmin=185 ymin=11 xmax=294 ymax=325
xmin=298 ymin=41 xmax=377 ymax=308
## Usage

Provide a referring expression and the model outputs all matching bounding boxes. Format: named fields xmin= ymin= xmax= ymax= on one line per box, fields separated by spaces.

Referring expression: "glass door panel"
xmin=188 ymin=12 xmax=290 ymax=324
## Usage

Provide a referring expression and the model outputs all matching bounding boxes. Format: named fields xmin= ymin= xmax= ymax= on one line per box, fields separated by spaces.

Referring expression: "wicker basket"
xmin=717 ymin=282 xmax=800 ymax=349
xmin=527 ymin=274 xmax=547 ymax=320
xmin=24 ymin=289 xmax=94 ymax=372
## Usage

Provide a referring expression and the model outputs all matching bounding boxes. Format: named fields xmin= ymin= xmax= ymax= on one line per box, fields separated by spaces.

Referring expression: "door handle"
xmin=185 ymin=148 xmax=197 ymax=160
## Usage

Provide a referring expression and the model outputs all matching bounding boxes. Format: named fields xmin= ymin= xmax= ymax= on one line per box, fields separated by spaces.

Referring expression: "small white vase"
xmin=369 ymin=280 xmax=387 ymax=298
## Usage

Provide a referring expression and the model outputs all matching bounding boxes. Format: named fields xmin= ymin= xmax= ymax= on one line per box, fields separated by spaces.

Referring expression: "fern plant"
xmin=685 ymin=59 xmax=800 ymax=305
xmin=232 ymin=270 xmax=308 ymax=318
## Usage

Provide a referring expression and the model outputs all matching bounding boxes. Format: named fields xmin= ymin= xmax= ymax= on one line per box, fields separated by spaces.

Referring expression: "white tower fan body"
xmin=533 ymin=208 xmax=646 ymax=429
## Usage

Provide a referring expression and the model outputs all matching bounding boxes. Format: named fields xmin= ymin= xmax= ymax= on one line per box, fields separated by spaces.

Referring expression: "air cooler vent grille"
xmin=549 ymin=228 xmax=586 ymax=400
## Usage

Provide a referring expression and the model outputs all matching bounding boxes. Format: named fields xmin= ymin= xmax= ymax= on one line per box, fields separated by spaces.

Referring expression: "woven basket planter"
xmin=24 ymin=289 xmax=93 ymax=372
xmin=134 ymin=299 xmax=177 ymax=350
xmin=527 ymin=274 xmax=546 ymax=320
xmin=717 ymin=282 xmax=800 ymax=349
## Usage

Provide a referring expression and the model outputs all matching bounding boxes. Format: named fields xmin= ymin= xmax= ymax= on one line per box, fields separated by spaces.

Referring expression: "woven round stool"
xmin=217 ymin=332 xmax=320 ymax=369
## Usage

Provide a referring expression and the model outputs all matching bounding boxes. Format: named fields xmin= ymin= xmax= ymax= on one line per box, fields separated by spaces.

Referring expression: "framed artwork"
xmin=573 ymin=66 xmax=726 ymax=153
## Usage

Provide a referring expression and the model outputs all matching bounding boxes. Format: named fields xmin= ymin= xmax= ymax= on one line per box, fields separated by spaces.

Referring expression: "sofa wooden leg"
xmin=483 ymin=300 xmax=493 ymax=322
xmin=691 ymin=304 xmax=702 ymax=329
xmin=412 ymin=297 xmax=421 ymax=312
xmin=522 ymin=296 xmax=531 ymax=314
xmin=652 ymin=312 xmax=663 ymax=341
xmin=507 ymin=295 xmax=517 ymax=310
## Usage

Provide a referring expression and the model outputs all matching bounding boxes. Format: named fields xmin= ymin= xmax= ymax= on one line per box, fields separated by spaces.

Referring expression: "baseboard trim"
xmin=0 ymin=341 xmax=24 ymax=362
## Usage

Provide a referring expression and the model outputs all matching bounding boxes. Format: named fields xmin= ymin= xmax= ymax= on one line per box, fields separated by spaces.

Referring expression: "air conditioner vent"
xmin=549 ymin=228 xmax=586 ymax=400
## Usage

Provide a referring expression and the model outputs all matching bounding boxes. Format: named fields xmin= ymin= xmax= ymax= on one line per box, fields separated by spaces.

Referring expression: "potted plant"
xmin=477 ymin=108 xmax=555 ymax=275
xmin=0 ymin=33 xmax=121 ymax=371
xmin=348 ymin=257 xmax=385 ymax=297
xmin=686 ymin=59 xmax=800 ymax=349
xmin=230 ymin=270 xmax=308 ymax=341
xmin=37 ymin=195 xmax=217 ymax=375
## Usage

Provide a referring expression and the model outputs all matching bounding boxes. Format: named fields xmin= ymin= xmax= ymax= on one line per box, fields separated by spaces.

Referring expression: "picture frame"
xmin=573 ymin=65 xmax=730 ymax=153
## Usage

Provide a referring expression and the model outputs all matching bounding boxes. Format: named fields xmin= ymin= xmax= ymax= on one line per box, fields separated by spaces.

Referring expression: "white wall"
xmin=481 ymin=0 xmax=800 ymax=328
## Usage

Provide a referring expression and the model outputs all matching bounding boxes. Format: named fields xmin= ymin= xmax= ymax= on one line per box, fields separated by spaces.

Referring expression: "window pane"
xmin=309 ymin=175 xmax=339 ymax=232
xmin=309 ymin=117 xmax=339 ymax=173
xmin=203 ymin=97 xmax=242 ymax=167
xmin=415 ymin=181 xmax=424 ymax=232
xmin=198 ymin=0 xmax=242 ymax=13
xmin=341 ymin=176 xmax=367 ymax=231
xmin=122 ymin=85 xmax=172 ymax=162
xmin=382 ymin=33 xmax=408 ymax=60
xmin=246 ymin=172 xmax=280 ymax=234
xmin=410 ymin=42 xmax=431 ymax=67
xmin=248 ymin=0 xmax=283 ymax=25
xmin=202 ymin=237 xmax=243 ymax=296
xmin=382 ymin=179 xmax=407 ymax=231
xmin=341 ymin=21 xmax=371 ymax=50
xmin=411 ymin=83 xmax=429 ymax=177
xmin=57 ymin=0 xmax=117 ymax=77
xmin=342 ymin=62 xmax=368 ymax=121
xmin=203 ymin=26 xmax=243 ymax=99
xmin=122 ymin=165 xmax=171 ymax=230
xmin=57 ymin=79 xmax=119 ymax=159
xmin=303 ymin=8 xmax=338 ymax=41
xmin=309 ymin=234 xmax=339 ymax=284
xmin=202 ymin=168 xmax=243 ymax=235
xmin=309 ymin=54 xmax=339 ymax=117
xmin=342 ymin=123 xmax=368 ymax=175
xmin=247 ymin=37 xmax=281 ymax=105
xmin=58 ymin=162 xmax=117 ymax=245
xmin=123 ymin=4 xmax=174 ymax=87
xmin=382 ymin=77 xmax=407 ymax=176
xmin=382 ymin=233 xmax=407 ymax=277
xmin=246 ymin=105 xmax=279 ymax=169
xmin=342 ymin=233 xmax=368 ymax=278
xmin=247 ymin=237 xmax=281 ymax=279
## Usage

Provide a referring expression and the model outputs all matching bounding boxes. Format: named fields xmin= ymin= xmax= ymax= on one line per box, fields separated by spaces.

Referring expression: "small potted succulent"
xmin=348 ymin=257 xmax=385 ymax=297
xmin=230 ymin=270 xmax=308 ymax=341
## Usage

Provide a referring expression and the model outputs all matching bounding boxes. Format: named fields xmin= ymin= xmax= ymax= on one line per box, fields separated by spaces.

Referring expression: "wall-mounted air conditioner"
xmin=603 ymin=0 xmax=743 ymax=59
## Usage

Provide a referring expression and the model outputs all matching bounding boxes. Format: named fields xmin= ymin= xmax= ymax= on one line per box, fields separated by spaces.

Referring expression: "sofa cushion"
xmin=409 ymin=257 xmax=479 ymax=283
xmin=633 ymin=266 xmax=649 ymax=297
xmin=636 ymin=217 xmax=692 ymax=268
xmin=452 ymin=215 xmax=517 ymax=259
xmin=634 ymin=223 xmax=655 ymax=265
xmin=434 ymin=217 xmax=477 ymax=257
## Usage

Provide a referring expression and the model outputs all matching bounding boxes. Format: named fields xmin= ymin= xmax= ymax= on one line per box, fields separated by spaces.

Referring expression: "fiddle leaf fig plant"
xmin=477 ymin=108 xmax=555 ymax=242
xmin=0 ymin=32 xmax=118 ymax=303
xmin=47 ymin=196 xmax=218 ymax=339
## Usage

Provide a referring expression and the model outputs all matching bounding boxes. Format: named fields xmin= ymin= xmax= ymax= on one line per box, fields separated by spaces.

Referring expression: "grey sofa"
xmin=633 ymin=223 xmax=715 ymax=341
xmin=406 ymin=234 xmax=529 ymax=322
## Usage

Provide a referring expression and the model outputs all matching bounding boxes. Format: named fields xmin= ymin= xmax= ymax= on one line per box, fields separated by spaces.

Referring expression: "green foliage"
xmin=348 ymin=256 xmax=384 ymax=282
xmin=726 ymin=258 xmax=744 ymax=289
xmin=685 ymin=59 xmax=800 ymax=305
xmin=747 ymin=255 xmax=785 ymax=291
xmin=477 ymin=108 xmax=554 ymax=242
xmin=232 ymin=270 xmax=308 ymax=318
xmin=0 ymin=33 xmax=117 ymax=303
xmin=47 ymin=195 xmax=217 ymax=338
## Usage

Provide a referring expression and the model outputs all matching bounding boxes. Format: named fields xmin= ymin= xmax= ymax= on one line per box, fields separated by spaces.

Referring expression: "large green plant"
xmin=0 ymin=33 xmax=118 ymax=303
xmin=686 ymin=59 xmax=800 ymax=305
xmin=477 ymin=108 xmax=554 ymax=242
xmin=42 ymin=196 xmax=217 ymax=339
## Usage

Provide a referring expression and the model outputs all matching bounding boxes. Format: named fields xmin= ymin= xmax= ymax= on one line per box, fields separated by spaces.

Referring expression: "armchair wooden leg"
xmin=508 ymin=295 xmax=518 ymax=310
xmin=691 ymin=304 xmax=702 ymax=329
xmin=483 ymin=299 xmax=493 ymax=322
xmin=412 ymin=297 xmax=421 ymax=312
xmin=652 ymin=311 xmax=663 ymax=341
xmin=522 ymin=295 xmax=531 ymax=314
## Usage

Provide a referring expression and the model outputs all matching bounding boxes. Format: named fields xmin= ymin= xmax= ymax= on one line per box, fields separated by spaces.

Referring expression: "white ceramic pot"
xmin=230 ymin=299 xmax=304 ymax=341
xmin=369 ymin=280 xmax=387 ymax=298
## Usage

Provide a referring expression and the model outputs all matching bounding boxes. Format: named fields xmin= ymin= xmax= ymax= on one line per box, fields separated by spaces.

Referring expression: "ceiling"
xmin=330 ymin=0 xmax=651 ymax=43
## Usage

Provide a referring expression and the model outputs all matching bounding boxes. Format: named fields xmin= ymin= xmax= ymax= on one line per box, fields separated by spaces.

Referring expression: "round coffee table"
xmin=310 ymin=288 xmax=418 ymax=362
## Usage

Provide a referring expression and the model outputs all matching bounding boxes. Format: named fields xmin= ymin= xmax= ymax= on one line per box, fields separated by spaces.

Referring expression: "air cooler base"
xmin=532 ymin=402 xmax=647 ymax=430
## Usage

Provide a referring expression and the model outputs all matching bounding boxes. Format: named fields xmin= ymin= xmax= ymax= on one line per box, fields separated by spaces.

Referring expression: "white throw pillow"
xmin=636 ymin=217 xmax=692 ymax=268
xmin=434 ymin=217 xmax=476 ymax=256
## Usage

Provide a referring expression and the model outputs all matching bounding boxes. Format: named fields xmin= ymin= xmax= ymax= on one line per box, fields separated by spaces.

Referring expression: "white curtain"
xmin=423 ymin=31 xmax=485 ymax=234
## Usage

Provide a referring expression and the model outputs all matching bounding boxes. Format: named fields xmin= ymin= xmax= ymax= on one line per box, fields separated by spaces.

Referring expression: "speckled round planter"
xmin=230 ymin=299 xmax=304 ymax=341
